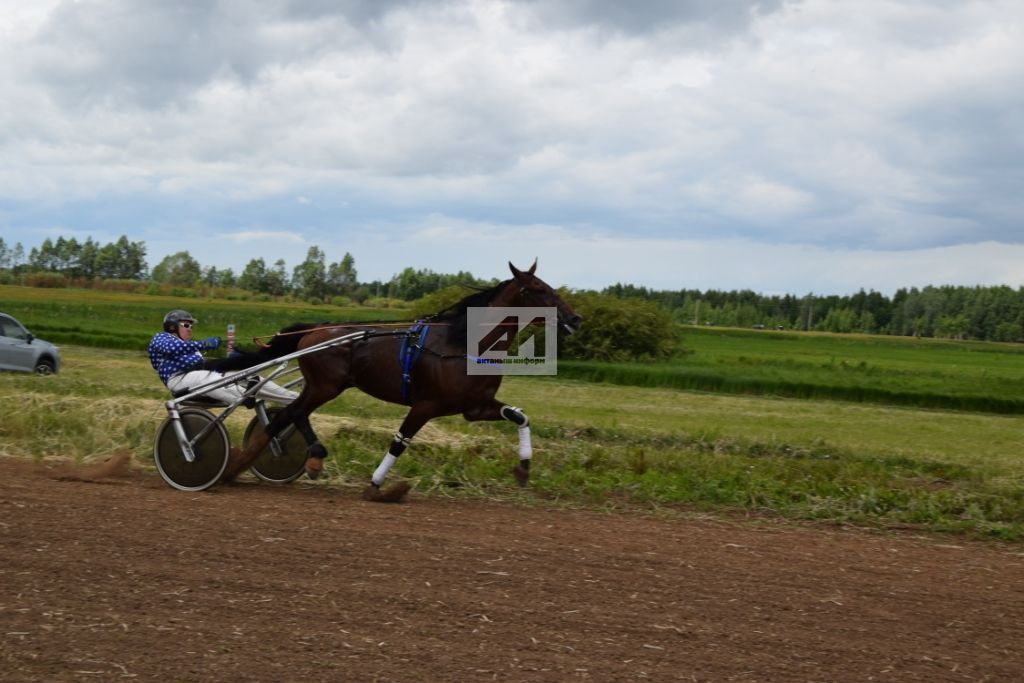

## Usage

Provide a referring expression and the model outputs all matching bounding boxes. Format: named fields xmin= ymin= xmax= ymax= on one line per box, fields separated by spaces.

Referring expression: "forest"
xmin=604 ymin=282 xmax=1024 ymax=342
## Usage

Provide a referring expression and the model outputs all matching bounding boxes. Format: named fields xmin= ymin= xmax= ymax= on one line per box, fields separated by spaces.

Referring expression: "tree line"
xmin=603 ymin=283 xmax=1024 ymax=342
xmin=0 ymin=235 xmax=494 ymax=304
xmin=0 ymin=235 xmax=147 ymax=281
xmin=4 ymin=235 xmax=1024 ymax=342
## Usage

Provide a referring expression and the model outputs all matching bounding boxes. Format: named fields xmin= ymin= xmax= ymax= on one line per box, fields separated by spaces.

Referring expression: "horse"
xmin=223 ymin=261 xmax=583 ymax=502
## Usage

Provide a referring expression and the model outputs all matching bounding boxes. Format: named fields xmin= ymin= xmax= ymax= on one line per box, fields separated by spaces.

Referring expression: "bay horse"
xmin=223 ymin=261 xmax=582 ymax=502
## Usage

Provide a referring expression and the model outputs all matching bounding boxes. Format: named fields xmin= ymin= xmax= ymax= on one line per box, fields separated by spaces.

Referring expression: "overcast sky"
xmin=1 ymin=0 xmax=1022 ymax=295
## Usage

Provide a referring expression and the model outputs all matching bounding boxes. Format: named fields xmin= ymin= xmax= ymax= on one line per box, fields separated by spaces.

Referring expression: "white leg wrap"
xmin=518 ymin=425 xmax=532 ymax=461
xmin=372 ymin=453 xmax=398 ymax=486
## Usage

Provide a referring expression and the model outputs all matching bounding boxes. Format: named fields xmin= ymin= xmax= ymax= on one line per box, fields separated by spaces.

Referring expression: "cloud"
xmin=218 ymin=230 xmax=307 ymax=245
xmin=1 ymin=0 xmax=1022 ymax=295
xmin=509 ymin=0 xmax=785 ymax=38
xmin=359 ymin=218 xmax=1024 ymax=295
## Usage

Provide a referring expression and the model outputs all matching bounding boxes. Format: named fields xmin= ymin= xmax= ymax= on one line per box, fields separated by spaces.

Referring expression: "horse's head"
xmin=506 ymin=260 xmax=583 ymax=335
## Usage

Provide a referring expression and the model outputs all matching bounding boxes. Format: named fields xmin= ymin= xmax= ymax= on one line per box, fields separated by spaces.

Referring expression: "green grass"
xmin=8 ymin=285 xmax=1024 ymax=413
xmin=560 ymin=326 xmax=1024 ymax=413
xmin=4 ymin=286 xmax=1024 ymax=539
xmin=0 ymin=285 xmax=411 ymax=351
xmin=4 ymin=345 xmax=1022 ymax=541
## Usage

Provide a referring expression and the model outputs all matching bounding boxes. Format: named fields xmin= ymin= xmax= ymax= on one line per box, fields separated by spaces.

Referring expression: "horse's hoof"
xmin=512 ymin=465 xmax=530 ymax=487
xmin=304 ymin=457 xmax=324 ymax=480
xmin=362 ymin=481 xmax=410 ymax=503
xmin=220 ymin=447 xmax=245 ymax=483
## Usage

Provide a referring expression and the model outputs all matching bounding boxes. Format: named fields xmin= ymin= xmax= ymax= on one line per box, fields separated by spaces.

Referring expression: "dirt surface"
xmin=1 ymin=455 xmax=1022 ymax=682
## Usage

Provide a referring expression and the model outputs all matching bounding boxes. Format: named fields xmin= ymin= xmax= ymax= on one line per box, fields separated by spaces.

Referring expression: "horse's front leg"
xmin=463 ymin=399 xmax=533 ymax=487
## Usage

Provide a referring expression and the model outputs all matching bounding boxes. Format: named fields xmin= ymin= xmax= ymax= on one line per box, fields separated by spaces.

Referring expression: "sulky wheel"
xmin=153 ymin=408 xmax=230 ymax=491
xmin=244 ymin=408 xmax=308 ymax=484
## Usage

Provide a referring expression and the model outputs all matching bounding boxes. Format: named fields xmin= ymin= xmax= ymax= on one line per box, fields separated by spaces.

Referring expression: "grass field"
xmin=2 ymin=285 xmax=1024 ymax=539
xmin=7 ymin=285 xmax=1024 ymax=412
xmin=561 ymin=325 xmax=1024 ymax=413
xmin=2 ymin=344 xmax=1023 ymax=540
xmin=0 ymin=285 xmax=410 ymax=351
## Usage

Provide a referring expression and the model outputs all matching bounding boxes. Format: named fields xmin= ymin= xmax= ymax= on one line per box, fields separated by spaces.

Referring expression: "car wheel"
xmin=34 ymin=360 xmax=55 ymax=375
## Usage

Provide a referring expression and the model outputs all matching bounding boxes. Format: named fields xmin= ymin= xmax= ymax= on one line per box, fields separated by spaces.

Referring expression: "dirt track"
xmin=1 ymin=455 xmax=1022 ymax=682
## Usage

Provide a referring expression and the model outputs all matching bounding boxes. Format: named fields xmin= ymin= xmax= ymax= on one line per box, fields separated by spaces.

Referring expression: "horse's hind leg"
xmin=284 ymin=382 xmax=354 ymax=480
xmin=362 ymin=403 xmax=436 ymax=503
xmin=221 ymin=399 xmax=302 ymax=482
xmin=295 ymin=410 xmax=329 ymax=479
xmin=221 ymin=383 xmax=342 ymax=482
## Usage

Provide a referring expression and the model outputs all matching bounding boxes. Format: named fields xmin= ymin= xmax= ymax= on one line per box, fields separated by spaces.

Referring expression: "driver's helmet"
xmin=162 ymin=309 xmax=196 ymax=333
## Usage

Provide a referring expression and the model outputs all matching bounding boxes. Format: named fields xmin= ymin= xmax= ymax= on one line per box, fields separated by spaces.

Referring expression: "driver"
xmin=148 ymin=309 xmax=298 ymax=404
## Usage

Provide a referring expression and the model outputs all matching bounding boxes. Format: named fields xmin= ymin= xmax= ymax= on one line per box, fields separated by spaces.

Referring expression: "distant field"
xmin=561 ymin=325 xmax=1024 ymax=413
xmin=6 ymin=284 xmax=1024 ymax=412
xmin=0 ymin=285 xmax=410 ymax=351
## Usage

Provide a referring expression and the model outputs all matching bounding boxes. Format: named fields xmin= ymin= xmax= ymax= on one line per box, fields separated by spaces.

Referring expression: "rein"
xmin=251 ymin=321 xmax=450 ymax=346
xmin=250 ymin=321 xmax=468 ymax=365
xmin=250 ymin=279 xmax=540 ymax=354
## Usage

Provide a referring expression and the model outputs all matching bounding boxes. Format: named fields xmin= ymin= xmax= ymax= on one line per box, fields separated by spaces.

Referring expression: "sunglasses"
xmin=178 ymin=322 xmax=193 ymax=329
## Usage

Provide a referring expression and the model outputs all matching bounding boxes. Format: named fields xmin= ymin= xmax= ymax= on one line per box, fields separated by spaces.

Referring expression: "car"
xmin=0 ymin=312 xmax=61 ymax=375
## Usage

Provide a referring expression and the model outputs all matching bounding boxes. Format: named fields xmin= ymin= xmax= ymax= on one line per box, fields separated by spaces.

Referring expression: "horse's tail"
xmin=201 ymin=322 xmax=324 ymax=374
xmin=259 ymin=322 xmax=325 ymax=360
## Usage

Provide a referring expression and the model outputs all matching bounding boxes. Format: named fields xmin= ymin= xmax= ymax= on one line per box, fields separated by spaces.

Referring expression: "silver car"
xmin=0 ymin=312 xmax=61 ymax=375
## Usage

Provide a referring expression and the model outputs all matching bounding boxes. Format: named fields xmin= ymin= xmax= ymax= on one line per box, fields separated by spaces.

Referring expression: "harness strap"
xmin=398 ymin=322 xmax=430 ymax=402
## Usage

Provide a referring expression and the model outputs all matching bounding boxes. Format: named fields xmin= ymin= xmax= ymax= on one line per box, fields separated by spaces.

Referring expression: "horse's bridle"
xmin=515 ymin=283 xmax=580 ymax=334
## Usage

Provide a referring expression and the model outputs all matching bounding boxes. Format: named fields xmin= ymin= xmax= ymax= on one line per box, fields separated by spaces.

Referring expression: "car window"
xmin=0 ymin=316 xmax=28 ymax=341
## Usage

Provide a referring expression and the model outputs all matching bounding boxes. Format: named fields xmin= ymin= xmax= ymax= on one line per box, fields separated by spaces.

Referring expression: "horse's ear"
xmin=508 ymin=259 xmax=537 ymax=280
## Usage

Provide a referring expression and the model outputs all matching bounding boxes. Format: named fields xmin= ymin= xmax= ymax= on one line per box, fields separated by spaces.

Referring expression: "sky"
xmin=1 ymin=0 xmax=1022 ymax=296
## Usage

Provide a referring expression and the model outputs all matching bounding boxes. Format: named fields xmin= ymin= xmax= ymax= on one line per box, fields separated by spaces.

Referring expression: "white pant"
xmin=167 ymin=369 xmax=299 ymax=405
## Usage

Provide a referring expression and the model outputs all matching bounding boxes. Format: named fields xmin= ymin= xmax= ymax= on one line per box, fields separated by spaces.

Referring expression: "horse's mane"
xmin=425 ymin=279 xmax=512 ymax=345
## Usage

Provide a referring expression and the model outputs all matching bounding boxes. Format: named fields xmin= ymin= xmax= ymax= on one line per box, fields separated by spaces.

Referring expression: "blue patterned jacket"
xmin=148 ymin=332 xmax=206 ymax=385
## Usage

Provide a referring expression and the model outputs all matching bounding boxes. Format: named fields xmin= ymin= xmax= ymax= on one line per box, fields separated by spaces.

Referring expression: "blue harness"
xmin=399 ymin=322 xmax=430 ymax=402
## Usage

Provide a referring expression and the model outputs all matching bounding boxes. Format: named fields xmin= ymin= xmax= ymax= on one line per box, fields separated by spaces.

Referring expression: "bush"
xmin=560 ymin=291 xmax=679 ymax=361
xmin=351 ymin=286 xmax=371 ymax=305
xmin=22 ymin=272 xmax=69 ymax=288
xmin=364 ymin=297 xmax=408 ymax=310
xmin=93 ymin=279 xmax=144 ymax=293
xmin=993 ymin=321 xmax=1022 ymax=343
xmin=410 ymin=285 xmax=474 ymax=319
